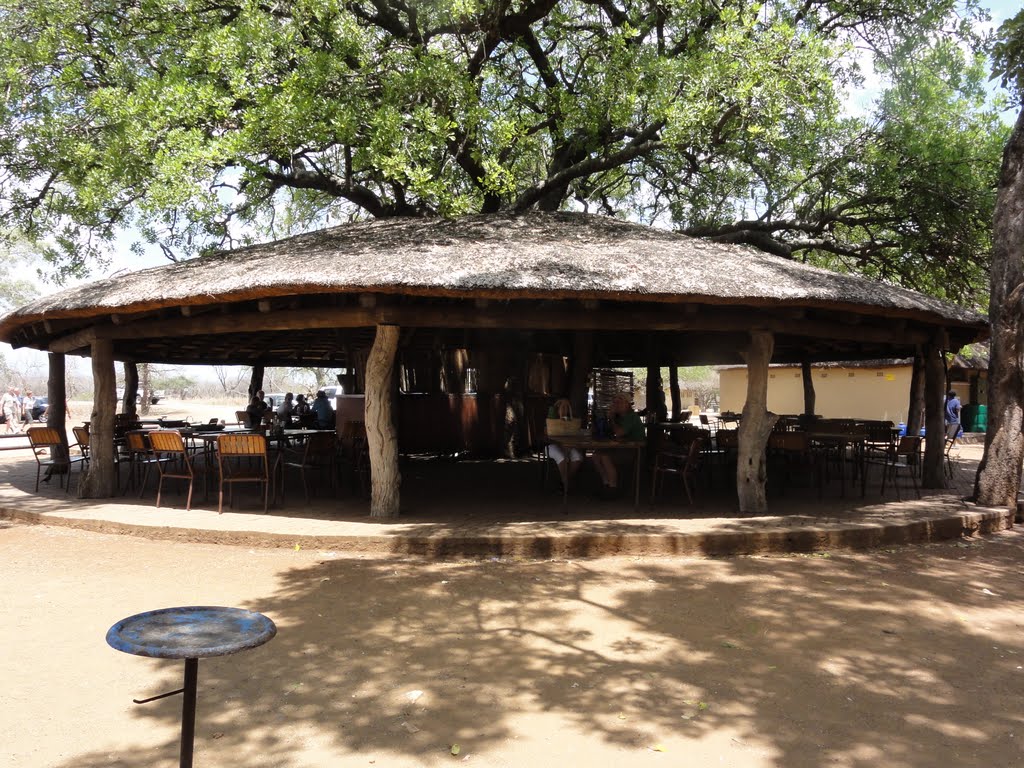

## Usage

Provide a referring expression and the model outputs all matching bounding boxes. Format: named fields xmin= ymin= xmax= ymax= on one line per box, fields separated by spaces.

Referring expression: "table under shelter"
xmin=0 ymin=212 xmax=988 ymax=516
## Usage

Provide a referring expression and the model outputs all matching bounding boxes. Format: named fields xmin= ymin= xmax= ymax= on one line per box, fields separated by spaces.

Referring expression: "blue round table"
xmin=107 ymin=606 xmax=277 ymax=768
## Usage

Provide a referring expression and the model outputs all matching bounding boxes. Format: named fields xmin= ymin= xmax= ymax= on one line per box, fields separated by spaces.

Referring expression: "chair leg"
xmin=185 ymin=478 xmax=194 ymax=511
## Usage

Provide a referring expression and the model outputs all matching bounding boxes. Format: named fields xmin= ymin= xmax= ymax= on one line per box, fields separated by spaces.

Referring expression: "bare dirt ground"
xmin=3 ymin=520 xmax=1023 ymax=768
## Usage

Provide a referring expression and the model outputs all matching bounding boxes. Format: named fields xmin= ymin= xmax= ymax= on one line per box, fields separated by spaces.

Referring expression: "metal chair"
xmin=26 ymin=426 xmax=87 ymax=493
xmin=217 ymin=433 xmax=271 ymax=513
xmin=869 ymin=435 xmax=922 ymax=500
xmin=281 ymin=431 xmax=337 ymax=503
xmin=944 ymin=423 xmax=962 ymax=479
xmin=650 ymin=436 xmax=704 ymax=505
xmin=147 ymin=430 xmax=197 ymax=510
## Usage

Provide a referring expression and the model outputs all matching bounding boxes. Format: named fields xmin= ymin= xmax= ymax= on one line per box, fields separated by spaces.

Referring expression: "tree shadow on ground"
xmin=56 ymin=532 xmax=1024 ymax=767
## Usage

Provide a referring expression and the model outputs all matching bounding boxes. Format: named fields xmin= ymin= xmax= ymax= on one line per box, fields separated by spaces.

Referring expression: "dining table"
xmin=806 ymin=431 xmax=868 ymax=497
xmin=548 ymin=432 xmax=645 ymax=510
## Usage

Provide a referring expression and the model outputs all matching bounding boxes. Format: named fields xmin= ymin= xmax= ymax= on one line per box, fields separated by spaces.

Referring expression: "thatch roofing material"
xmin=0 ymin=212 xmax=986 ymax=338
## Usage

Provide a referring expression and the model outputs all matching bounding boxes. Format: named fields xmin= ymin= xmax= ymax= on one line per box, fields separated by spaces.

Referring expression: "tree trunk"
xmin=737 ymin=330 xmax=778 ymax=513
xmin=976 ymin=108 xmax=1024 ymax=510
xmin=140 ymin=362 xmax=151 ymax=416
xmin=801 ymin=360 xmax=815 ymax=416
xmin=366 ymin=324 xmax=401 ymax=518
xmin=669 ymin=366 xmax=681 ymax=422
xmin=123 ymin=361 xmax=139 ymax=418
xmin=922 ymin=337 xmax=948 ymax=489
xmin=248 ymin=365 xmax=265 ymax=400
xmin=906 ymin=349 xmax=926 ymax=436
xmin=80 ymin=339 xmax=118 ymax=498
xmin=46 ymin=353 xmax=70 ymax=467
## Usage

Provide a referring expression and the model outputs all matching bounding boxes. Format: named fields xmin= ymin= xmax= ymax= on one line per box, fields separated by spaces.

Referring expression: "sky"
xmin=3 ymin=0 xmax=1021 ymax=385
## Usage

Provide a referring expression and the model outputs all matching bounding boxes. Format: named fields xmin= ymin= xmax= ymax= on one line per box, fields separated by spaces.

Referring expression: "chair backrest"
xmin=148 ymin=430 xmax=187 ymax=455
xmin=716 ymin=430 xmax=737 ymax=449
xmin=126 ymin=430 xmax=150 ymax=452
xmin=685 ymin=437 xmax=704 ymax=467
xmin=218 ymin=433 xmax=267 ymax=457
xmin=305 ymin=431 xmax=336 ymax=457
xmin=72 ymin=425 xmax=89 ymax=448
xmin=896 ymin=436 xmax=921 ymax=457
xmin=27 ymin=426 xmax=62 ymax=448
xmin=771 ymin=431 xmax=809 ymax=453
xmin=235 ymin=410 xmax=247 ymax=424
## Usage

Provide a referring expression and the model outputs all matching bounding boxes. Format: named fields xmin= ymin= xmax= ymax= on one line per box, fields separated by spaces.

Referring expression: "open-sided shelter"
xmin=0 ymin=212 xmax=988 ymax=515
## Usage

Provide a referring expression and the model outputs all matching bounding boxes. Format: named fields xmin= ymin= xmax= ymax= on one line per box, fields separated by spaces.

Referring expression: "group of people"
xmin=244 ymin=389 xmax=334 ymax=430
xmin=0 ymin=385 xmax=39 ymax=433
xmin=548 ymin=392 xmax=645 ymax=498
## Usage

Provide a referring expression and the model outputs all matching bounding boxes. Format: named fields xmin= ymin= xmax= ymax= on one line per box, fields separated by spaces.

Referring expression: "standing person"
xmin=311 ymin=390 xmax=334 ymax=429
xmin=21 ymin=390 xmax=35 ymax=426
xmin=1 ymin=386 xmax=19 ymax=433
xmin=944 ymin=390 xmax=962 ymax=426
xmin=591 ymin=393 xmax=646 ymax=496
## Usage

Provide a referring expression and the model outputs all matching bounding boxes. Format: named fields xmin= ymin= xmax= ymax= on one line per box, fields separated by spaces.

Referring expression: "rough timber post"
xmin=801 ymin=360 xmax=815 ymax=417
xmin=366 ymin=324 xmax=401 ymax=518
xmin=737 ymin=330 xmax=778 ymax=513
xmin=122 ymin=361 xmax=139 ymax=418
xmin=906 ymin=348 xmax=926 ymax=437
xmin=45 ymin=352 xmax=70 ymax=467
xmin=81 ymin=338 xmax=118 ymax=497
xmin=248 ymin=365 xmax=265 ymax=400
xmin=922 ymin=334 xmax=948 ymax=488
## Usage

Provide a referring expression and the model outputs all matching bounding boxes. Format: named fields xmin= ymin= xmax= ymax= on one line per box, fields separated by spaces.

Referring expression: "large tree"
xmin=974 ymin=9 xmax=1024 ymax=510
xmin=0 ymin=0 xmax=1005 ymax=305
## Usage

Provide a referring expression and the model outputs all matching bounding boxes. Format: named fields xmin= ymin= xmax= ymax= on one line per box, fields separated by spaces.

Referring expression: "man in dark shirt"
xmin=944 ymin=390 xmax=961 ymax=426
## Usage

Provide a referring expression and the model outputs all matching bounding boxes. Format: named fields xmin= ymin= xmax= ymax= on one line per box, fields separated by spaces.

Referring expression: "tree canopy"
xmin=0 ymin=0 xmax=1008 ymax=304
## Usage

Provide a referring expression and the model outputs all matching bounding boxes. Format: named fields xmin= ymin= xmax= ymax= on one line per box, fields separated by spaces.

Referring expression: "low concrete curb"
xmin=1 ymin=504 xmax=1012 ymax=559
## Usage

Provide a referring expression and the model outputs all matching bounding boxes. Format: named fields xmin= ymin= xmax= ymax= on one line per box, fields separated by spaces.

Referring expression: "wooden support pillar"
xmin=123 ymin=361 xmax=139 ymax=418
xmin=906 ymin=349 xmax=926 ymax=436
xmin=366 ymin=324 xmax=401 ymax=518
xmin=139 ymin=362 xmax=151 ymax=416
xmin=737 ymin=330 xmax=779 ymax=513
xmin=569 ymin=331 xmax=593 ymax=424
xmin=248 ymin=365 xmax=265 ymax=400
xmin=669 ymin=366 xmax=681 ymax=422
xmin=81 ymin=339 xmax=118 ymax=498
xmin=45 ymin=352 xmax=70 ymax=467
xmin=801 ymin=360 xmax=815 ymax=417
xmin=922 ymin=336 xmax=948 ymax=488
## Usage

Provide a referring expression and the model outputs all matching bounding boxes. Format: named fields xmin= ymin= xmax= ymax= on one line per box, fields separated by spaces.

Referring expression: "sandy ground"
xmin=3 ymin=520 xmax=1024 ymax=768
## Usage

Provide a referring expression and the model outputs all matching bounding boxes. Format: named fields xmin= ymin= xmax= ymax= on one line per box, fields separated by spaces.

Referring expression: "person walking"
xmin=1 ymin=385 xmax=19 ymax=433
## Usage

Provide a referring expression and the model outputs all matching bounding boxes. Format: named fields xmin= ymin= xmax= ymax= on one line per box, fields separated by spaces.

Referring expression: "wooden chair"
xmin=234 ymin=410 xmax=248 ymax=426
xmin=147 ymin=430 xmax=197 ymax=510
xmin=26 ymin=426 xmax=87 ymax=493
xmin=281 ymin=431 xmax=337 ymax=503
xmin=650 ymin=436 xmax=704 ymax=506
xmin=72 ymin=425 xmax=91 ymax=463
xmin=217 ymin=433 xmax=271 ymax=513
xmin=123 ymin=430 xmax=165 ymax=497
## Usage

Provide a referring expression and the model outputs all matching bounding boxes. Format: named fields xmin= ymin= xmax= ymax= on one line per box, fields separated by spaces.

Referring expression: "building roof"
xmin=1 ymin=212 xmax=986 ymax=327
xmin=0 ymin=212 xmax=988 ymax=367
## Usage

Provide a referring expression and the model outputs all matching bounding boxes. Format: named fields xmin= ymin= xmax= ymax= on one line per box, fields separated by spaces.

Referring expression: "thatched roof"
xmin=0 ymin=212 xmax=986 ymax=330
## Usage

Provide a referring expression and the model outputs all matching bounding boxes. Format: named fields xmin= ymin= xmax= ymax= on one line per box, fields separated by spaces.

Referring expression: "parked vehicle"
xmin=265 ymin=393 xmax=287 ymax=408
xmin=114 ymin=388 xmax=164 ymax=405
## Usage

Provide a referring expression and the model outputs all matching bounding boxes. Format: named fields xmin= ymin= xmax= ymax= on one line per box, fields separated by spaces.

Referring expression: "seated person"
xmin=546 ymin=397 xmax=582 ymax=488
xmin=276 ymin=392 xmax=295 ymax=426
xmin=592 ymin=393 xmax=646 ymax=496
xmin=245 ymin=392 xmax=269 ymax=428
xmin=311 ymin=390 xmax=334 ymax=429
